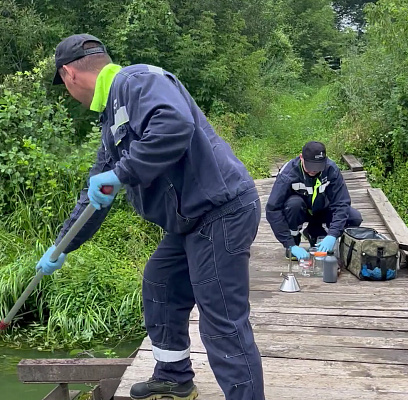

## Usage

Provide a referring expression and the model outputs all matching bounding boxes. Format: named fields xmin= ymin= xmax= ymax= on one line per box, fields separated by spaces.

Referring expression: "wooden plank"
xmin=140 ymin=320 xmax=408 ymax=354
xmin=115 ymin=350 xmax=408 ymax=400
xmin=247 ymin=290 xmax=408 ymax=311
xmin=368 ymin=188 xmax=408 ymax=251
xmin=249 ymin=268 xmax=408 ymax=283
xmin=346 ymin=181 xmax=372 ymax=189
xmin=342 ymin=170 xmax=367 ymax=180
xmin=342 ymin=154 xmax=364 ymax=171
xmin=115 ymin=176 xmax=407 ymax=400
xmin=250 ymin=305 xmax=408 ymax=319
xmin=18 ymin=358 xmax=133 ymax=383
xmin=93 ymin=379 xmax=121 ymax=400
xmin=249 ymin=309 xmax=408 ymax=331
xmin=249 ymin=275 xmax=408 ymax=295
xmin=42 ymin=384 xmax=81 ymax=400
xmin=42 ymin=384 xmax=70 ymax=400
xmin=69 ymin=390 xmax=82 ymax=400
xmin=138 ymin=327 xmax=408 ymax=367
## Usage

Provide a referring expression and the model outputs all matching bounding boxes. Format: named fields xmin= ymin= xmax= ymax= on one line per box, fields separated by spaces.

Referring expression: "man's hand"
xmin=88 ymin=170 xmax=122 ymax=210
xmin=290 ymin=246 xmax=310 ymax=260
xmin=36 ymin=245 xmax=66 ymax=275
xmin=317 ymin=235 xmax=336 ymax=252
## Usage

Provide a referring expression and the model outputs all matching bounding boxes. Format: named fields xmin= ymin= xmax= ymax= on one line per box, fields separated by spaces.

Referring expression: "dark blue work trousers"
xmin=142 ymin=188 xmax=265 ymax=400
xmin=284 ymin=195 xmax=363 ymax=238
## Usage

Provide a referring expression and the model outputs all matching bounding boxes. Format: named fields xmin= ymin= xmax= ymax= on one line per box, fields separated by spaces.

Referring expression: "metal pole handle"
xmin=1 ymin=202 xmax=100 ymax=329
xmin=0 ymin=185 xmax=114 ymax=330
xmin=49 ymin=204 xmax=96 ymax=262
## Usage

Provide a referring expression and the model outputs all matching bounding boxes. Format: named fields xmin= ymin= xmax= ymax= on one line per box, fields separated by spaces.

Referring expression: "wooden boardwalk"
xmin=115 ymin=168 xmax=408 ymax=400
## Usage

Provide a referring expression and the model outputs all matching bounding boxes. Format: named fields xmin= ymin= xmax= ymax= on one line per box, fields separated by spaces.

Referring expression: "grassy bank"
xmin=0 ymin=204 xmax=161 ymax=349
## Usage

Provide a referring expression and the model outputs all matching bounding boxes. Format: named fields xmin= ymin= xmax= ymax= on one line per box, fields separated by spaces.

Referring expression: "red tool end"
xmin=0 ymin=319 xmax=9 ymax=331
xmin=101 ymin=185 xmax=114 ymax=195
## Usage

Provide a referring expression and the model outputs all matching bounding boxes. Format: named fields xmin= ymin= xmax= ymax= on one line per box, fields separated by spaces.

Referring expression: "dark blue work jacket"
xmin=56 ymin=64 xmax=254 ymax=252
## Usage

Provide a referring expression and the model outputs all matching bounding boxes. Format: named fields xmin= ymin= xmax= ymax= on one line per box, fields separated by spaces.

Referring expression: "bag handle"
xmin=377 ymin=247 xmax=387 ymax=280
xmin=346 ymin=240 xmax=356 ymax=268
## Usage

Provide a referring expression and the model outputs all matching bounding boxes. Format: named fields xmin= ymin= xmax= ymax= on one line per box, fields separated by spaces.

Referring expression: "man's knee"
xmin=283 ymin=196 xmax=308 ymax=231
xmin=284 ymin=195 xmax=307 ymax=213
xmin=347 ymin=207 xmax=363 ymax=227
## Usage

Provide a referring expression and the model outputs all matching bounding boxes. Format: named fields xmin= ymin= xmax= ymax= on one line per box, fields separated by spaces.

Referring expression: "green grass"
xmin=0 ymin=205 xmax=161 ymax=349
xmin=214 ymin=84 xmax=344 ymax=179
xmin=262 ymin=84 xmax=342 ymax=162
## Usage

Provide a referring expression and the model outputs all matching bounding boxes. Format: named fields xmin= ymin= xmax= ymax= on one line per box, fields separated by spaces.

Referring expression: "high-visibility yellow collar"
xmin=90 ymin=63 xmax=122 ymax=112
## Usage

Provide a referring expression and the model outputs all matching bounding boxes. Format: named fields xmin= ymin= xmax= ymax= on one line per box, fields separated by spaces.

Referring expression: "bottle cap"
xmin=314 ymin=251 xmax=327 ymax=257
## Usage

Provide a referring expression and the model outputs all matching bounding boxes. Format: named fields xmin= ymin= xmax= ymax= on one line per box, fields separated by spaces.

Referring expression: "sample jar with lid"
xmin=299 ymin=258 xmax=313 ymax=277
xmin=313 ymin=252 xmax=327 ymax=277
xmin=308 ymin=246 xmax=318 ymax=274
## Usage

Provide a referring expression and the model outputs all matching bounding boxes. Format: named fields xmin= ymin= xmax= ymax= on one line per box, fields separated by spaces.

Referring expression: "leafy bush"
xmin=0 ymin=60 xmax=102 ymax=240
xmin=0 ymin=62 xmax=162 ymax=348
xmin=0 ymin=208 xmax=162 ymax=348
xmin=210 ymin=113 xmax=272 ymax=179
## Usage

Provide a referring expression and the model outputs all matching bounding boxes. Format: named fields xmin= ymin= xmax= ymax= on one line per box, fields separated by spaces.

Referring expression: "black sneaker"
xmin=302 ymin=226 xmax=320 ymax=248
xmin=285 ymin=248 xmax=297 ymax=261
xmin=130 ymin=377 xmax=198 ymax=400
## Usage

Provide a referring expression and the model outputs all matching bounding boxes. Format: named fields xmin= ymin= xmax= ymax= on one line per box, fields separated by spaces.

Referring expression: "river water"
xmin=1 ymin=340 xmax=142 ymax=400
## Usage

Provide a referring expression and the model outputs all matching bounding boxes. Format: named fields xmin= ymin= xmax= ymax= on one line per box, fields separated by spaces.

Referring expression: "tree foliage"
xmin=333 ymin=0 xmax=377 ymax=30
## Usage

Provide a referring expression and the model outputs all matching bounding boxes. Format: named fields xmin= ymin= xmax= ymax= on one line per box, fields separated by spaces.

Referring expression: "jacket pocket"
xmin=222 ymin=201 xmax=259 ymax=254
xmin=165 ymin=181 xmax=198 ymax=234
xmin=113 ymin=123 xmax=131 ymax=147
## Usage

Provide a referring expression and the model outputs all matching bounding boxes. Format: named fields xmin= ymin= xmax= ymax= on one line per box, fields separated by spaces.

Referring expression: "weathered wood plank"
xmin=249 ymin=309 xmax=408 ymax=331
xmin=250 ymin=305 xmax=408 ymax=318
xmin=141 ymin=320 xmax=408 ymax=356
xmin=368 ymin=188 xmax=408 ymax=251
xmin=41 ymin=384 xmax=81 ymax=400
xmin=342 ymin=154 xmax=364 ymax=171
xmin=115 ymin=175 xmax=407 ymax=400
xmin=115 ymin=351 xmax=408 ymax=400
xmin=18 ymin=359 xmax=133 ymax=383
xmin=249 ymin=275 xmax=408 ymax=295
xmin=92 ymin=379 xmax=121 ymax=400
xmin=42 ymin=384 xmax=70 ymax=400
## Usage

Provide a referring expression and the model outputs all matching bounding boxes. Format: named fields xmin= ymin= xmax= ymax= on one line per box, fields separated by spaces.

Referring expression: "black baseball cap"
xmin=53 ymin=34 xmax=107 ymax=85
xmin=302 ymin=141 xmax=327 ymax=172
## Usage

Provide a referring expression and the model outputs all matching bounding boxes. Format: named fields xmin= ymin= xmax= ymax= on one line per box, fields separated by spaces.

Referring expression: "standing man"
xmin=266 ymin=141 xmax=362 ymax=260
xmin=36 ymin=34 xmax=265 ymax=400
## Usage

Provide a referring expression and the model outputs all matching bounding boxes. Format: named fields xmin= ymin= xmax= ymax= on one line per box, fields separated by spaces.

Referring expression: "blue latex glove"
xmin=317 ymin=235 xmax=336 ymax=252
xmin=290 ymin=246 xmax=310 ymax=260
xmin=88 ymin=170 xmax=122 ymax=210
xmin=36 ymin=245 xmax=66 ymax=275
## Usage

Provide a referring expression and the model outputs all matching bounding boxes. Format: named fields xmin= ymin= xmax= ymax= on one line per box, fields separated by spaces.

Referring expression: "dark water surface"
xmin=1 ymin=340 xmax=142 ymax=400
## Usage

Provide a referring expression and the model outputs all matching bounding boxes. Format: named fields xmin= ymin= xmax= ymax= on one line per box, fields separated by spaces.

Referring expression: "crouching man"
xmin=266 ymin=141 xmax=363 ymax=260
